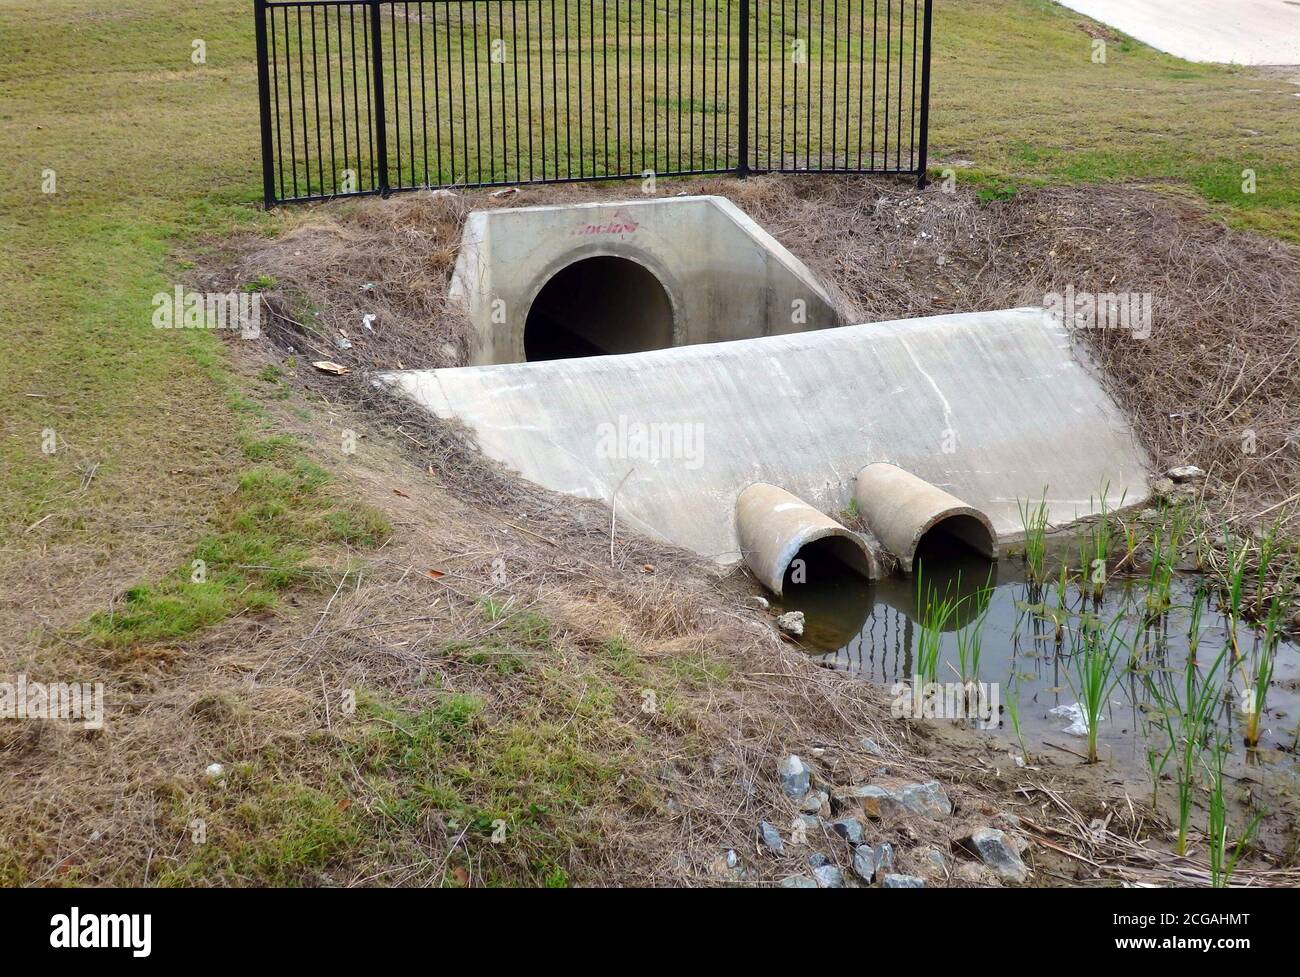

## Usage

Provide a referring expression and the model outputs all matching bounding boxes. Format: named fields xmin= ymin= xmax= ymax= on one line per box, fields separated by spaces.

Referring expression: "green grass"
xmin=350 ymin=690 xmax=631 ymax=886
xmin=913 ymin=566 xmax=963 ymax=685
xmin=1145 ymin=645 xmax=1230 ymax=856
xmin=83 ymin=444 xmax=390 ymax=648
xmin=442 ymin=602 xmax=556 ymax=675
xmin=1017 ymin=490 xmax=1051 ymax=584
xmin=1064 ymin=616 xmax=1127 ymax=764
xmin=934 ymin=1 xmax=1300 ymax=241
xmin=254 ymin=0 xmax=1300 ymax=242
xmin=5 ymin=0 xmax=1296 ymax=602
xmin=1206 ymin=736 xmax=1261 ymax=887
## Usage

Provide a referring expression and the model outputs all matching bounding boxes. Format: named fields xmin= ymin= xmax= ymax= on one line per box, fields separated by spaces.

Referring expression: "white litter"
xmin=1048 ymin=702 xmax=1099 ymax=738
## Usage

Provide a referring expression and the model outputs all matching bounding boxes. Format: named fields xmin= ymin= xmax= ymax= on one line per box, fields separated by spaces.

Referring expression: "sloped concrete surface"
xmin=449 ymin=195 xmax=842 ymax=364
xmin=381 ymin=308 xmax=1150 ymax=563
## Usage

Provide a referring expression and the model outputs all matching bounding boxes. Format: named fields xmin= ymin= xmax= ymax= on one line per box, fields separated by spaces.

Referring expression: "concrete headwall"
xmin=448 ymin=195 xmax=843 ymax=365
xmin=381 ymin=308 xmax=1151 ymax=564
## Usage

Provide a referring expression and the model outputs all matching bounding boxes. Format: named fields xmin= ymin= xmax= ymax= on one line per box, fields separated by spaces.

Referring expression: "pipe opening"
xmin=914 ymin=514 xmax=997 ymax=568
xmin=524 ymin=255 xmax=674 ymax=361
xmin=782 ymin=534 xmax=876 ymax=590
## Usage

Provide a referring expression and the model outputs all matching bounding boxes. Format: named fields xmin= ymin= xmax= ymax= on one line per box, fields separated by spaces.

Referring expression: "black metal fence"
xmin=254 ymin=0 xmax=932 ymax=204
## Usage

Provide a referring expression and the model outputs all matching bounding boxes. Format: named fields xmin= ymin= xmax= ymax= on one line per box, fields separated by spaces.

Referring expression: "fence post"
xmin=369 ymin=0 xmax=390 ymax=196
xmin=916 ymin=0 xmax=934 ymax=189
xmin=736 ymin=0 xmax=751 ymax=176
xmin=253 ymin=0 xmax=277 ymax=207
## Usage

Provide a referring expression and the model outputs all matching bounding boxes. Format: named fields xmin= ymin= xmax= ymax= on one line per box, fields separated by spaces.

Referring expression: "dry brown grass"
xmin=1 ymin=403 xmax=1041 ymax=887
xmin=12 ymin=173 xmax=1292 ymax=887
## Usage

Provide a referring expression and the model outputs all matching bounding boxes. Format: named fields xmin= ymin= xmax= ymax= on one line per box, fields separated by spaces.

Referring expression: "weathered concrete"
xmin=1057 ymin=0 xmax=1300 ymax=65
xmin=449 ymin=195 xmax=842 ymax=364
xmin=736 ymin=483 xmax=878 ymax=595
xmin=854 ymin=464 xmax=996 ymax=573
xmin=381 ymin=307 xmax=1150 ymax=564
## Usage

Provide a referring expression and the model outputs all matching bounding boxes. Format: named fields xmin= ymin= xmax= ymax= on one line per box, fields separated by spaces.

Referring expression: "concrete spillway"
xmin=382 ymin=306 xmax=1151 ymax=565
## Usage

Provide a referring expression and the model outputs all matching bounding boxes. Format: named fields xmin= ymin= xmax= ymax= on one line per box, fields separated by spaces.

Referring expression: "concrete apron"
xmin=380 ymin=307 xmax=1151 ymax=569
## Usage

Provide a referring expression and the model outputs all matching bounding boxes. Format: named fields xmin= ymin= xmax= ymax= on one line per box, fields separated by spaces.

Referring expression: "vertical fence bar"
xmin=737 ymin=0 xmax=750 ymax=175
xmin=369 ymin=0 xmax=390 ymax=195
xmin=915 ymin=0 xmax=932 ymax=186
xmin=253 ymin=0 xmax=933 ymax=198
xmin=254 ymin=0 xmax=278 ymax=205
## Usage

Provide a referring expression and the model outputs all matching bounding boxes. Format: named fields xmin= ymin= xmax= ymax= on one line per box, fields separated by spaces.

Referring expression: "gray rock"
xmin=832 ymin=784 xmax=891 ymax=817
xmin=724 ymin=849 xmax=739 ymax=869
xmin=798 ymin=814 xmax=822 ymax=833
xmin=829 ymin=817 xmax=865 ymax=845
xmin=851 ymin=845 xmax=879 ymax=883
xmin=833 ymin=780 xmax=951 ymax=820
xmin=776 ymin=610 xmax=805 ymax=637
xmin=882 ymin=874 xmax=925 ymax=888
xmin=897 ymin=781 xmax=953 ymax=819
xmin=780 ymin=874 xmax=818 ymax=888
xmin=860 ymin=737 xmax=885 ymax=757
xmin=1166 ymin=465 xmax=1205 ymax=483
xmin=758 ymin=821 xmax=784 ymax=856
xmin=799 ymin=789 xmax=829 ymax=814
xmin=778 ymin=755 xmax=812 ymax=799
xmin=961 ymin=827 xmax=1029 ymax=883
xmin=875 ymin=842 xmax=896 ymax=875
xmin=807 ymin=852 xmax=831 ymax=868
xmin=924 ymin=849 xmax=948 ymax=873
xmin=813 ymin=864 xmax=845 ymax=888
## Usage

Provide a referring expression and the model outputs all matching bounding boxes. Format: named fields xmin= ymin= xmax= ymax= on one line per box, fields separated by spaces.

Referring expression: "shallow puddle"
xmin=776 ymin=538 xmax=1300 ymax=774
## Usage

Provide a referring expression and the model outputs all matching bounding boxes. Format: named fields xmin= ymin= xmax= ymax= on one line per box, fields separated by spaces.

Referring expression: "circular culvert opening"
xmin=782 ymin=535 xmax=876 ymax=590
xmin=524 ymin=255 xmax=674 ymax=361
xmin=914 ymin=514 xmax=996 ymax=566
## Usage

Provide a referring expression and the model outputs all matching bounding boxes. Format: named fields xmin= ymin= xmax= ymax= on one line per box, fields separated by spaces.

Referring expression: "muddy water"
xmin=776 ymin=538 xmax=1300 ymax=772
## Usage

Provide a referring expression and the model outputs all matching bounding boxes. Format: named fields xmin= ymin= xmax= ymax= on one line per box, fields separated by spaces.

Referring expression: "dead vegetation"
xmin=8 ymin=173 xmax=1297 ymax=887
xmin=0 ymin=407 xmax=1078 ymax=887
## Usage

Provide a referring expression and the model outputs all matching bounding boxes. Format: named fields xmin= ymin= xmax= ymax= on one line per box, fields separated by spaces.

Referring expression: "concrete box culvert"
xmin=448 ymin=195 xmax=843 ymax=364
xmin=736 ymin=483 xmax=878 ymax=596
xmin=854 ymin=463 xmax=997 ymax=574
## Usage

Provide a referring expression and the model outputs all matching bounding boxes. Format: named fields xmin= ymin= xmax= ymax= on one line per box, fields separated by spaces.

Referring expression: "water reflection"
xmin=775 ymin=548 xmax=1300 ymax=767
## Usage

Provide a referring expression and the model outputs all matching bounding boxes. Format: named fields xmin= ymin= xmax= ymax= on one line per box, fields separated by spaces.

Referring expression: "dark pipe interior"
xmin=524 ymin=256 xmax=674 ymax=361
xmin=914 ymin=514 xmax=995 ymax=564
xmin=783 ymin=535 xmax=874 ymax=590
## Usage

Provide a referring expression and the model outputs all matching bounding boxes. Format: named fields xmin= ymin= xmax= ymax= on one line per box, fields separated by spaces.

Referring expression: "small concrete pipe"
xmin=854 ymin=463 xmax=997 ymax=574
xmin=735 ymin=483 xmax=878 ymax=596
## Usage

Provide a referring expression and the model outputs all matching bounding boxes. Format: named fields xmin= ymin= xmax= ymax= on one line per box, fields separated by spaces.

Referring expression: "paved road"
xmin=1058 ymin=0 xmax=1300 ymax=65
